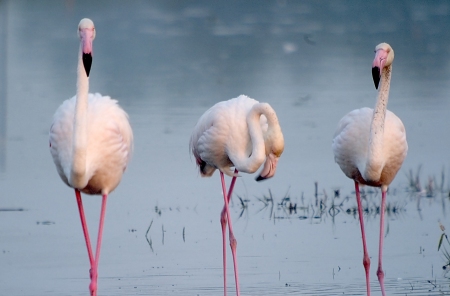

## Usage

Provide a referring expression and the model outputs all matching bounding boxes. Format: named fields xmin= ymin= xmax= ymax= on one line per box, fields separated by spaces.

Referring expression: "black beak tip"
xmin=255 ymin=175 xmax=266 ymax=182
xmin=372 ymin=67 xmax=380 ymax=89
xmin=82 ymin=53 xmax=92 ymax=77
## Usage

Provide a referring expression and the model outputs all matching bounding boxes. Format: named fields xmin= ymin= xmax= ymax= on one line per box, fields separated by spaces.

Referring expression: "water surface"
xmin=1 ymin=1 xmax=450 ymax=295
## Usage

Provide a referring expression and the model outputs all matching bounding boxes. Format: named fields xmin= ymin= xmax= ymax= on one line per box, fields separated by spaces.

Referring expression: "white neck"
xmin=70 ymin=45 xmax=89 ymax=188
xmin=233 ymin=103 xmax=282 ymax=174
xmin=364 ymin=64 xmax=392 ymax=181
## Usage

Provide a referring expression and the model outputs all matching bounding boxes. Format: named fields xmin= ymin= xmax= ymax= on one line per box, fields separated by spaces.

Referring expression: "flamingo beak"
xmin=80 ymin=28 xmax=94 ymax=77
xmin=372 ymin=66 xmax=380 ymax=89
xmin=255 ymin=153 xmax=279 ymax=182
xmin=83 ymin=53 xmax=92 ymax=77
xmin=372 ymin=49 xmax=387 ymax=89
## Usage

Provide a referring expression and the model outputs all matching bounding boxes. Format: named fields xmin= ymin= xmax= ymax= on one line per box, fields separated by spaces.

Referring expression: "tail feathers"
xmin=198 ymin=159 xmax=239 ymax=178
xmin=195 ymin=155 xmax=238 ymax=178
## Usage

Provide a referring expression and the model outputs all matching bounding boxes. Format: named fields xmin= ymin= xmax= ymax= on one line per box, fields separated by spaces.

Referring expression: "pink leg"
xmin=377 ymin=190 xmax=387 ymax=296
xmin=75 ymin=190 xmax=109 ymax=296
xmin=355 ymin=182 xmax=371 ymax=296
xmin=75 ymin=189 xmax=94 ymax=268
xmin=220 ymin=171 xmax=240 ymax=296
xmin=220 ymin=170 xmax=237 ymax=296
xmin=220 ymin=193 xmax=227 ymax=296
xmin=89 ymin=194 xmax=108 ymax=296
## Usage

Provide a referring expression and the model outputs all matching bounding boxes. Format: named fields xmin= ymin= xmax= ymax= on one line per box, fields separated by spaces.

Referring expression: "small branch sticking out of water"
xmin=236 ymin=195 xmax=248 ymax=218
xmin=145 ymin=220 xmax=154 ymax=252
xmin=162 ymin=224 xmax=165 ymax=245
xmin=314 ymin=181 xmax=318 ymax=206
xmin=0 ymin=208 xmax=26 ymax=212
xmin=183 ymin=227 xmax=185 ymax=242
xmin=427 ymin=279 xmax=437 ymax=289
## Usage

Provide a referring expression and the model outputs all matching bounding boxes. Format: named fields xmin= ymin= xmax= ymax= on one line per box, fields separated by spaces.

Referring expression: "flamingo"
xmin=332 ymin=43 xmax=407 ymax=296
xmin=49 ymin=18 xmax=133 ymax=296
xmin=189 ymin=95 xmax=284 ymax=296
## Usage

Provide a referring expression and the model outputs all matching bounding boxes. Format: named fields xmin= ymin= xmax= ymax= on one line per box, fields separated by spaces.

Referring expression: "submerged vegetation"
xmin=406 ymin=165 xmax=449 ymax=198
xmin=234 ymin=179 xmax=408 ymax=224
xmin=231 ymin=165 xmax=450 ymax=224
xmin=399 ymin=165 xmax=450 ymax=276
xmin=438 ymin=222 xmax=450 ymax=274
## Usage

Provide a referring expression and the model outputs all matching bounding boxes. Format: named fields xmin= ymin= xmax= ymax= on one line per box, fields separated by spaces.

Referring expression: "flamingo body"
xmin=332 ymin=107 xmax=407 ymax=188
xmin=50 ymin=92 xmax=133 ymax=195
xmin=191 ymin=95 xmax=265 ymax=176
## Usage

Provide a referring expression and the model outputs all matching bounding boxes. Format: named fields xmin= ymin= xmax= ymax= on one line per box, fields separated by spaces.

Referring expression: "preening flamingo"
xmin=332 ymin=43 xmax=407 ymax=296
xmin=190 ymin=95 xmax=284 ymax=296
xmin=49 ymin=18 xmax=133 ymax=296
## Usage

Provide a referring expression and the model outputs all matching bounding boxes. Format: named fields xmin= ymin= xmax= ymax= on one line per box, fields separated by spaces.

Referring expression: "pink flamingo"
xmin=49 ymin=18 xmax=133 ymax=296
xmin=332 ymin=43 xmax=407 ymax=296
xmin=190 ymin=95 xmax=284 ymax=296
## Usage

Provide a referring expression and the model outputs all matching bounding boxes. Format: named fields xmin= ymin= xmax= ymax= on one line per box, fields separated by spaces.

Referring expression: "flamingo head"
xmin=78 ymin=18 xmax=96 ymax=77
xmin=256 ymin=131 xmax=284 ymax=182
xmin=372 ymin=42 xmax=394 ymax=89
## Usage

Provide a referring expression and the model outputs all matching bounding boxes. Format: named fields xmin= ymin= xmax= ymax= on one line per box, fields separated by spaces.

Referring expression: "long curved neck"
xmin=364 ymin=64 xmax=392 ymax=181
xmin=70 ymin=45 xmax=89 ymax=188
xmin=233 ymin=103 xmax=281 ymax=174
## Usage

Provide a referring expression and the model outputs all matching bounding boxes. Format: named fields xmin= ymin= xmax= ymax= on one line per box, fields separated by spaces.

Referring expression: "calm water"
xmin=1 ymin=1 xmax=450 ymax=295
